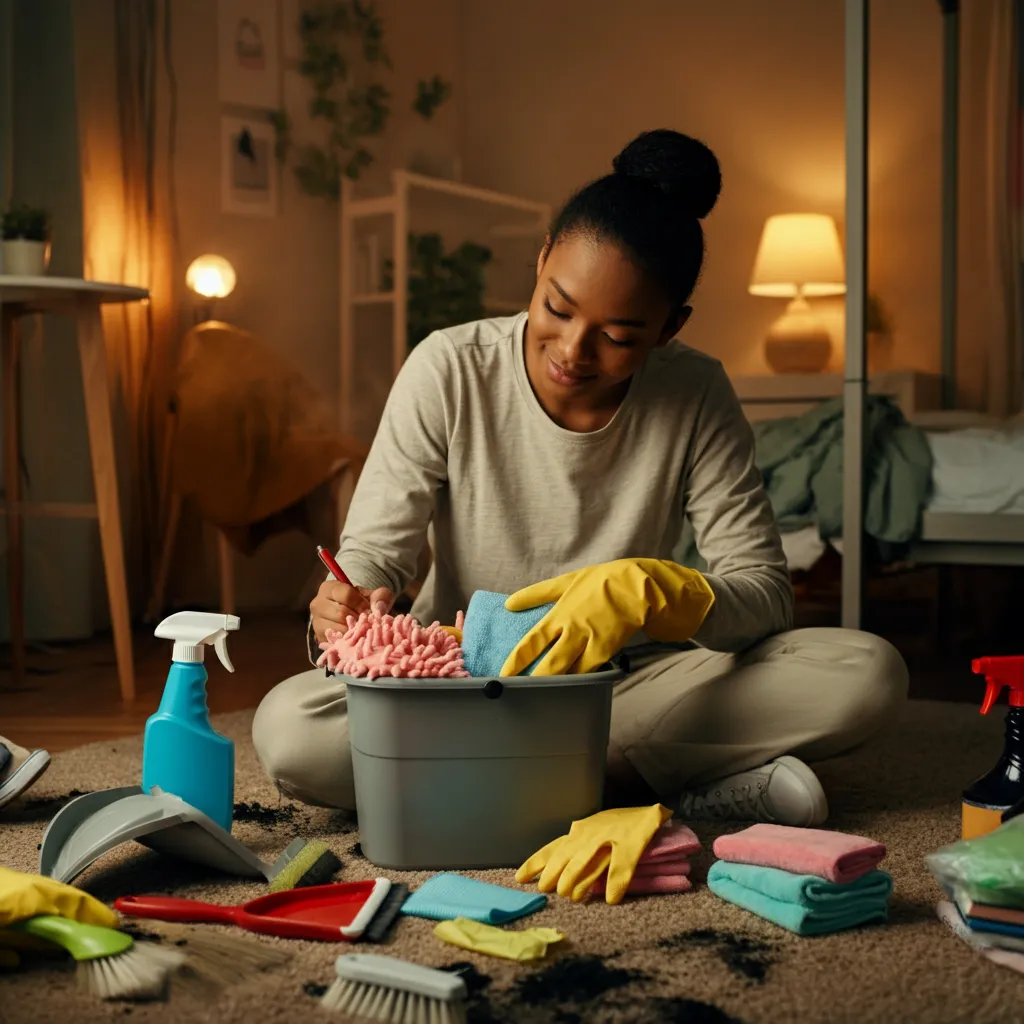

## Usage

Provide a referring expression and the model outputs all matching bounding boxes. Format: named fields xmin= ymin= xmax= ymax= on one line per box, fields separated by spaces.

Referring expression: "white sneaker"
xmin=678 ymin=755 xmax=828 ymax=827
xmin=0 ymin=736 xmax=51 ymax=810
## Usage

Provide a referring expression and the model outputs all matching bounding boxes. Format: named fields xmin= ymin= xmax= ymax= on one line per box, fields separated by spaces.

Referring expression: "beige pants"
xmin=252 ymin=626 xmax=908 ymax=810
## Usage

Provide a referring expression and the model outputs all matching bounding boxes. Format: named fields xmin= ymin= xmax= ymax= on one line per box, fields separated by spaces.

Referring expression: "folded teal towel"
xmin=461 ymin=590 xmax=554 ymax=677
xmin=400 ymin=872 xmax=547 ymax=924
xmin=707 ymin=861 xmax=893 ymax=936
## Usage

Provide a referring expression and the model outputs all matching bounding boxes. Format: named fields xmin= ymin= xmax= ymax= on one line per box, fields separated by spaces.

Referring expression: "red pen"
xmin=317 ymin=545 xmax=353 ymax=587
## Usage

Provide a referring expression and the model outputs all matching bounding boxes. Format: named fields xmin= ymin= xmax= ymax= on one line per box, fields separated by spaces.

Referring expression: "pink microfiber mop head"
xmin=317 ymin=609 xmax=469 ymax=679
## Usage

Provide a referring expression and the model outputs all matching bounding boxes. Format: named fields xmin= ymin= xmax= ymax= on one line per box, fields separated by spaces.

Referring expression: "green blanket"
xmin=676 ymin=395 xmax=933 ymax=568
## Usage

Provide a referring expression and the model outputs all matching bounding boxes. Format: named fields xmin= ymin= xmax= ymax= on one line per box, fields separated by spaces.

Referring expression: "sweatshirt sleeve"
xmin=684 ymin=364 xmax=793 ymax=652
xmin=336 ymin=331 xmax=455 ymax=596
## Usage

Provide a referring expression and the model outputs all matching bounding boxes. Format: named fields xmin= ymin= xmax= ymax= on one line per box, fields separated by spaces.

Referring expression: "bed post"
xmin=842 ymin=0 xmax=869 ymax=631
xmin=939 ymin=0 xmax=960 ymax=409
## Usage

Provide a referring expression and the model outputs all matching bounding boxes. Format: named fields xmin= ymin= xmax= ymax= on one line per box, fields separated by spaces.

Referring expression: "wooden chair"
xmin=144 ymin=398 xmax=367 ymax=622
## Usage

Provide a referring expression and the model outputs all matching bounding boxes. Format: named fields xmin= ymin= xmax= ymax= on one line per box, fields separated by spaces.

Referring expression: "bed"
xmin=838 ymin=0 xmax=1024 ymax=626
xmin=778 ymin=417 xmax=1024 ymax=573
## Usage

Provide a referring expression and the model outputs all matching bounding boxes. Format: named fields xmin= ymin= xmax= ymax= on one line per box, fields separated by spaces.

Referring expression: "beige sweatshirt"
xmin=331 ymin=312 xmax=792 ymax=656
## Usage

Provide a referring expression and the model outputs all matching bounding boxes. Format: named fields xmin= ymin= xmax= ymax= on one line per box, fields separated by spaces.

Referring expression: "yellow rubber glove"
xmin=500 ymin=559 xmax=715 ymax=677
xmin=433 ymin=917 xmax=564 ymax=962
xmin=515 ymin=803 xmax=673 ymax=905
xmin=0 ymin=866 xmax=118 ymax=929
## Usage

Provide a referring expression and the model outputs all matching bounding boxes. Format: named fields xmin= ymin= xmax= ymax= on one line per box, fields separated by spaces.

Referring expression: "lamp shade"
xmin=186 ymin=254 xmax=236 ymax=299
xmin=749 ymin=213 xmax=846 ymax=298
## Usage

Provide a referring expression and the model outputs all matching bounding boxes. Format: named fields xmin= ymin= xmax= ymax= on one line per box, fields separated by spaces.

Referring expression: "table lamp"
xmin=185 ymin=254 xmax=236 ymax=324
xmin=749 ymin=213 xmax=846 ymax=373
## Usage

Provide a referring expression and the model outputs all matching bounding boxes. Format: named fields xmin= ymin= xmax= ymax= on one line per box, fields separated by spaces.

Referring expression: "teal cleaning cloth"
xmin=707 ymin=861 xmax=893 ymax=936
xmin=400 ymin=873 xmax=547 ymax=924
xmin=461 ymin=590 xmax=555 ymax=677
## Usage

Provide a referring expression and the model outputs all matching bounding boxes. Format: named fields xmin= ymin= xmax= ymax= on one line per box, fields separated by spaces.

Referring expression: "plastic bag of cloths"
xmin=926 ymin=815 xmax=1024 ymax=909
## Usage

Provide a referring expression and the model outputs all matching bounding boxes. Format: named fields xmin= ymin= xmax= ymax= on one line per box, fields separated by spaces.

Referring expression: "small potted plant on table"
xmin=1 ymin=202 xmax=51 ymax=276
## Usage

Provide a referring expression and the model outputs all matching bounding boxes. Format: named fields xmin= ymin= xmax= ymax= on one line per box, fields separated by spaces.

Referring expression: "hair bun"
xmin=612 ymin=129 xmax=722 ymax=220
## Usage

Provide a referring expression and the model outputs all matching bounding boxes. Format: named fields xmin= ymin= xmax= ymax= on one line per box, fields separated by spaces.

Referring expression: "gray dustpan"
xmin=40 ymin=786 xmax=303 ymax=885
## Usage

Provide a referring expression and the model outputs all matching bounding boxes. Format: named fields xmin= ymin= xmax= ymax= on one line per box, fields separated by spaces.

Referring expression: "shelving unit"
xmin=339 ymin=169 xmax=551 ymax=436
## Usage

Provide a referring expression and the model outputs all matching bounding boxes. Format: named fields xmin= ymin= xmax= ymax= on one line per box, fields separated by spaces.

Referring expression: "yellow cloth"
xmin=440 ymin=626 xmax=463 ymax=642
xmin=500 ymin=558 xmax=715 ymax=677
xmin=433 ymin=917 xmax=564 ymax=961
xmin=516 ymin=804 xmax=673 ymax=905
xmin=0 ymin=866 xmax=118 ymax=929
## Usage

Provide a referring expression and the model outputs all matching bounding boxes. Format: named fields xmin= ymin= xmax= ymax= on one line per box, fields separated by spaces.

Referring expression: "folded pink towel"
xmin=642 ymin=821 xmax=701 ymax=862
xmin=635 ymin=858 xmax=691 ymax=878
xmin=592 ymin=872 xmax=692 ymax=896
xmin=712 ymin=824 xmax=886 ymax=884
xmin=587 ymin=821 xmax=701 ymax=899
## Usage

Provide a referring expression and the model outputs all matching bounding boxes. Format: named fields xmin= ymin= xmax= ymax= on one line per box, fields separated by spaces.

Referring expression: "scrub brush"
xmin=322 ymin=953 xmax=468 ymax=1023
xmin=267 ymin=837 xmax=342 ymax=892
xmin=9 ymin=914 xmax=186 ymax=999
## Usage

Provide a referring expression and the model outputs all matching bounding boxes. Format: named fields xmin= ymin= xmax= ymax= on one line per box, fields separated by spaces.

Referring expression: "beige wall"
xmin=163 ymin=0 xmax=339 ymax=609
xmin=167 ymin=0 xmax=464 ymax=610
xmin=3 ymin=0 xmax=1006 ymax=627
xmin=456 ymin=0 xmax=996 ymax=400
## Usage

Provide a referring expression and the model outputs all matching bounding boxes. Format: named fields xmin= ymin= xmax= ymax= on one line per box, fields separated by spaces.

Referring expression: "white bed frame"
xmin=841 ymin=0 xmax=1024 ymax=628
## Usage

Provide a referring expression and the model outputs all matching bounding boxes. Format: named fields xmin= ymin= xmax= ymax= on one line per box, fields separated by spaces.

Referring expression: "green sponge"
xmin=267 ymin=839 xmax=342 ymax=893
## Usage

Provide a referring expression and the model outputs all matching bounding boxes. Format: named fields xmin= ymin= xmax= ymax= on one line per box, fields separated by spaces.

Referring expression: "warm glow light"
xmin=749 ymin=214 xmax=846 ymax=298
xmin=186 ymin=254 xmax=236 ymax=299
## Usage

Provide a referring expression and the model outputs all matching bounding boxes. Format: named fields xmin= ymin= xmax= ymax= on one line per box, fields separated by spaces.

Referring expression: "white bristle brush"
xmin=321 ymin=953 xmax=468 ymax=1023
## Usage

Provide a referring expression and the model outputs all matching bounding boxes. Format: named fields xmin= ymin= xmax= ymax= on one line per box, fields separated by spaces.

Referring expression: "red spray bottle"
xmin=963 ymin=655 xmax=1024 ymax=839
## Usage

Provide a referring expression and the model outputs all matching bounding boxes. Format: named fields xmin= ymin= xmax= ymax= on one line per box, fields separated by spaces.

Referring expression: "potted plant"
xmin=381 ymin=232 xmax=493 ymax=348
xmin=1 ymin=202 xmax=51 ymax=276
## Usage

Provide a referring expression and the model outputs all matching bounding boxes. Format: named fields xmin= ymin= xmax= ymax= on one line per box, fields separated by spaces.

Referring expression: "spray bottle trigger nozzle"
xmin=212 ymin=631 xmax=234 ymax=673
xmin=981 ymin=678 xmax=1003 ymax=716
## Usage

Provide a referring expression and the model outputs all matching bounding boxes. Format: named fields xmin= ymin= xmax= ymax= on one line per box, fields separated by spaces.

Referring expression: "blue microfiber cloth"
xmin=707 ymin=861 xmax=893 ymax=936
xmin=400 ymin=873 xmax=547 ymax=924
xmin=460 ymin=590 xmax=555 ymax=677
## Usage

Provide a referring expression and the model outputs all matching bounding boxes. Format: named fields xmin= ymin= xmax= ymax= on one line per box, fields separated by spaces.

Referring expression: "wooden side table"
xmin=1 ymin=276 xmax=149 ymax=702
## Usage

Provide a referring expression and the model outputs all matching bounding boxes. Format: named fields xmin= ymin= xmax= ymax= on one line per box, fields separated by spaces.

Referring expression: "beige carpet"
xmin=0 ymin=699 xmax=1020 ymax=1023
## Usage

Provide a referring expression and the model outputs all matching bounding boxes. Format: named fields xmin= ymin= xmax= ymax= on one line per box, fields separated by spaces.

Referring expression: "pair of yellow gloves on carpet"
xmin=499 ymin=557 xmax=715 ymax=678
xmin=516 ymin=803 xmax=674 ymax=906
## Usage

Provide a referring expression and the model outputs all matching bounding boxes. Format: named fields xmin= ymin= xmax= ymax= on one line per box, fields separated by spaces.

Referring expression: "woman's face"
xmin=525 ymin=233 xmax=688 ymax=416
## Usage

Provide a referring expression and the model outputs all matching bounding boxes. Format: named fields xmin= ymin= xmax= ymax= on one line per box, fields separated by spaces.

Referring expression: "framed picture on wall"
xmin=221 ymin=117 xmax=278 ymax=217
xmin=217 ymin=0 xmax=281 ymax=108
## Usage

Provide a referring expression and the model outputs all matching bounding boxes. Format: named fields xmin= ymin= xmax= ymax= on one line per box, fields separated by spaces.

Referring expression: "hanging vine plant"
xmin=269 ymin=1 xmax=451 ymax=199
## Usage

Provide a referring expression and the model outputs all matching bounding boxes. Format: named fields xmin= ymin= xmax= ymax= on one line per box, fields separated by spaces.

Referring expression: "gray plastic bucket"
xmin=345 ymin=667 xmax=621 ymax=870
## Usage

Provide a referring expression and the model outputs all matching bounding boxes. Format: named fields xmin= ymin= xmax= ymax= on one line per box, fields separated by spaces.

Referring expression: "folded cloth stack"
xmin=590 ymin=820 xmax=702 ymax=896
xmin=708 ymin=824 xmax=892 ymax=936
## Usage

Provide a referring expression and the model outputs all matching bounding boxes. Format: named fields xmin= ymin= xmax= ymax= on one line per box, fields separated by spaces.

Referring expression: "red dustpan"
xmin=114 ymin=879 xmax=391 ymax=941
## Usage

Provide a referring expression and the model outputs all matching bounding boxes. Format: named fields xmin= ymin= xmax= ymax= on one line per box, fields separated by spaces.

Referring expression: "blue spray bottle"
xmin=142 ymin=611 xmax=241 ymax=832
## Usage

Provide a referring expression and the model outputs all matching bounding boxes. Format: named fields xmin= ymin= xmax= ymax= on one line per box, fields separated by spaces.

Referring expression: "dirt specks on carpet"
xmin=658 ymin=929 xmax=775 ymax=984
xmin=517 ymin=954 xmax=647 ymax=1006
xmin=15 ymin=788 xmax=92 ymax=817
xmin=232 ymin=800 xmax=306 ymax=827
xmin=640 ymin=997 xmax=747 ymax=1023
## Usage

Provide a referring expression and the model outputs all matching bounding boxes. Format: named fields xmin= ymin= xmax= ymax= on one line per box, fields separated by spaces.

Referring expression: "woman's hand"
xmin=310 ymin=581 xmax=395 ymax=645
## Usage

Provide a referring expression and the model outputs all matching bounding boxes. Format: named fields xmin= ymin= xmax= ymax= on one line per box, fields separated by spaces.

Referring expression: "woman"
xmin=253 ymin=129 xmax=908 ymax=827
